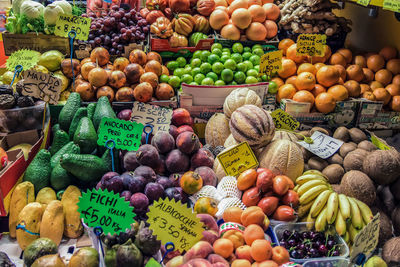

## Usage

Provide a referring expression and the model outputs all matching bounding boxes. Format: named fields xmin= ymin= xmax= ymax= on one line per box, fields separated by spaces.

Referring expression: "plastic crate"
xmin=302 ymin=258 xmax=353 ymax=267
xmin=213 ymin=32 xmax=279 ymax=49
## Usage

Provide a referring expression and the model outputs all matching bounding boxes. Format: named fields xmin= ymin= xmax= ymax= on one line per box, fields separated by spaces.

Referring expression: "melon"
xmin=258 ymin=139 xmax=304 ymax=181
xmin=223 ymin=88 xmax=262 ymax=118
xmin=224 ymin=134 xmax=239 ymax=147
xmin=272 ymin=130 xmax=298 ymax=143
xmin=229 ymin=105 xmax=275 ymax=148
xmin=205 ymin=113 xmax=231 ymax=148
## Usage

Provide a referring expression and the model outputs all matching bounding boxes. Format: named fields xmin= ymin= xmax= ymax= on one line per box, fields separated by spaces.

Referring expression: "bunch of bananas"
xmin=294 ymin=170 xmax=374 ymax=246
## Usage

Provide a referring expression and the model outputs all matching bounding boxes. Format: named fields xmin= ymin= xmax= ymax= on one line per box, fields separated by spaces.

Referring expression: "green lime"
xmin=242 ymin=52 xmax=252 ymax=61
xmin=222 ymin=48 xmax=231 ymax=53
xmin=229 ymin=81 xmax=238 ymax=85
xmin=181 ymin=74 xmax=193 ymax=84
xmin=247 ymin=69 xmax=258 ymax=77
xmin=268 ymin=81 xmax=278 ymax=94
xmin=252 ymin=48 xmax=264 ymax=57
xmin=231 ymin=53 xmax=243 ymax=64
xmin=208 ymin=54 xmax=220 ymax=65
xmin=201 ymin=77 xmax=214 ymax=85
xmin=221 ymin=69 xmax=234 ymax=82
xmin=257 ymin=77 xmax=262 ymax=82
xmin=254 ymin=65 xmax=260 ymax=72
xmin=200 ymin=51 xmax=211 ymax=62
xmin=194 ymin=73 xmax=205 ymax=84
xmin=211 ymin=48 xmax=223 ymax=57
xmin=191 ymin=58 xmax=202 ymax=67
xmin=200 ymin=62 xmax=212 ymax=74
xmin=211 ymin=43 xmax=223 ymax=51
xmin=224 ymin=59 xmax=237 ymax=71
xmin=206 ymin=72 xmax=218 ymax=82
xmin=250 ymin=55 xmax=261 ymax=66
xmin=243 ymin=60 xmax=254 ymax=70
xmin=193 ymin=50 xmax=202 ymax=59
xmin=236 ymin=62 xmax=247 ymax=72
xmin=244 ymin=47 xmax=251 ymax=52
xmin=246 ymin=76 xmax=258 ymax=84
xmin=252 ymin=44 xmax=263 ymax=51
xmin=191 ymin=67 xmax=201 ymax=77
xmin=160 ymin=74 xmax=170 ymax=83
xmin=234 ymin=71 xmax=246 ymax=84
xmin=232 ymin=43 xmax=244 ymax=53
xmin=176 ymin=57 xmax=187 ymax=68
xmin=168 ymin=75 xmax=181 ymax=88
xmin=190 ymin=82 xmax=199 ymax=85
xmin=167 ymin=61 xmax=179 ymax=71
xmin=174 ymin=68 xmax=186 ymax=77
xmin=212 ymin=62 xmax=224 ymax=74
xmin=215 ymin=80 xmax=226 ymax=86
xmin=220 ymin=55 xmax=230 ymax=63
xmin=222 ymin=51 xmax=231 ymax=57
xmin=184 ymin=65 xmax=192 ymax=74
xmin=261 ymin=74 xmax=268 ymax=82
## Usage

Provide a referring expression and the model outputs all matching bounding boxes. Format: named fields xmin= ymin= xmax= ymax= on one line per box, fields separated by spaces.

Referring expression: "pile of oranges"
xmin=272 ymin=39 xmax=400 ymax=114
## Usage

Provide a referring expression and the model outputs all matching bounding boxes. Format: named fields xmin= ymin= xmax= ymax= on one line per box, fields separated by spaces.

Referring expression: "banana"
xmin=338 ymin=194 xmax=351 ymax=221
xmin=348 ymin=222 xmax=360 ymax=243
xmin=342 ymin=231 xmax=350 ymax=243
xmin=297 ymin=179 xmax=329 ymax=196
xmin=315 ymin=205 xmax=328 ymax=232
xmin=294 ymin=184 xmax=300 ymax=192
xmin=295 ymin=174 xmax=328 ymax=185
xmin=297 ymin=201 xmax=314 ymax=218
xmin=303 ymin=170 xmax=326 ymax=177
xmin=326 ymin=192 xmax=339 ymax=224
xmin=306 ymin=212 xmax=316 ymax=230
xmin=299 ymin=184 xmax=330 ymax=205
xmin=353 ymin=198 xmax=374 ymax=224
xmin=310 ymin=189 xmax=332 ymax=218
xmin=348 ymin=197 xmax=363 ymax=230
xmin=335 ymin=210 xmax=347 ymax=236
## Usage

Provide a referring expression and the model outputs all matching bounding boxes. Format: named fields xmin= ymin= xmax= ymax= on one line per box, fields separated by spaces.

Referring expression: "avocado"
xmin=102 ymin=147 xmax=120 ymax=173
xmin=60 ymin=154 xmax=108 ymax=183
xmin=23 ymin=238 xmax=58 ymax=267
xmin=58 ymin=92 xmax=81 ymax=131
xmin=68 ymin=247 xmax=99 ymax=267
xmin=73 ymin=117 xmax=97 ymax=154
xmin=50 ymin=141 xmax=80 ymax=169
xmin=50 ymin=162 xmax=75 ymax=191
xmin=49 ymin=130 xmax=70 ymax=155
xmin=87 ymin=102 xmax=96 ymax=122
xmin=32 ymin=254 xmax=66 ymax=267
xmin=52 ymin=123 xmax=61 ymax=133
xmin=68 ymin=107 xmax=87 ymax=139
xmin=93 ymin=96 xmax=116 ymax=131
xmin=24 ymin=149 xmax=52 ymax=194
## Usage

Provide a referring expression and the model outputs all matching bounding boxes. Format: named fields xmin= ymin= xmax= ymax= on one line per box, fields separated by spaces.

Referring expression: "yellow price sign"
xmin=260 ymin=50 xmax=282 ymax=77
xmin=357 ymin=0 xmax=370 ymax=6
xmin=6 ymin=49 xmax=40 ymax=72
xmin=296 ymin=34 xmax=327 ymax=57
xmin=55 ymin=14 xmax=92 ymax=41
xmin=350 ymin=214 xmax=380 ymax=262
xmin=217 ymin=142 xmax=259 ymax=177
xmin=147 ymin=198 xmax=204 ymax=252
xmin=271 ymin=109 xmax=300 ymax=131
xmin=383 ymin=0 xmax=400 ymax=12
xmin=370 ymin=133 xmax=390 ymax=150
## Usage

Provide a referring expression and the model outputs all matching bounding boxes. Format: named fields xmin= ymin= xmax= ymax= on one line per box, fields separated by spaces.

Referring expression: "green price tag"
xmin=97 ymin=117 xmax=144 ymax=151
xmin=357 ymin=0 xmax=370 ymax=6
xmin=271 ymin=109 xmax=300 ymax=131
xmin=260 ymin=50 xmax=282 ymax=77
xmin=54 ymin=14 xmax=92 ymax=41
xmin=6 ymin=49 xmax=40 ymax=72
xmin=145 ymin=258 xmax=162 ymax=267
xmin=217 ymin=142 xmax=259 ymax=177
xmin=296 ymin=34 xmax=327 ymax=57
xmin=370 ymin=133 xmax=390 ymax=150
xmin=383 ymin=0 xmax=400 ymax=12
xmin=78 ymin=189 xmax=135 ymax=235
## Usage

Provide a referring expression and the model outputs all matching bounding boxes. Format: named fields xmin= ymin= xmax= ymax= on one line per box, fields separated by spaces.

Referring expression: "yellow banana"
xmin=294 ymin=184 xmax=300 ymax=192
xmin=338 ymin=194 xmax=351 ymax=221
xmin=297 ymin=179 xmax=329 ymax=196
xmin=295 ymin=174 xmax=328 ymax=185
xmin=299 ymin=184 xmax=330 ymax=205
xmin=303 ymin=170 xmax=326 ymax=177
xmin=315 ymin=205 xmax=328 ymax=232
xmin=348 ymin=197 xmax=363 ymax=230
xmin=310 ymin=189 xmax=332 ymax=218
xmin=297 ymin=201 xmax=314 ymax=218
xmin=348 ymin=222 xmax=360 ymax=243
xmin=306 ymin=212 xmax=316 ymax=230
xmin=327 ymin=192 xmax=339 ymax=224
xmin=353 ymin=198 xmax=373 ymax=224
xmin=342 ymin=231 xmax=350 ymax=243
xmin=335 ymin=210 xmax=347 ymax=236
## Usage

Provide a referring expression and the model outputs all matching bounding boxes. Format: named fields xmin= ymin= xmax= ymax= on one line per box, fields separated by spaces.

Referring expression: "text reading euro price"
xmin=217 ymin=142 xmax=258 ymax=177
xmin=383 ymin=0 xmax=400 ymax=12
xmin=297 ymin=34 xmax=327 ymax=57
xmin=271 ymin=109 xmax=299 ymax=131
xmin=55 ymin=14 xmax=91 ymax=41
xmin=260 ymin=50 xmax=282 ymax=77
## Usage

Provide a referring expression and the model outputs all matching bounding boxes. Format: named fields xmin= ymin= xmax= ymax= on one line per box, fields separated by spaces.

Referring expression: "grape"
xmin=143 ymin=26 xmax=149 ymax=33
xmin=81 ymin=14 xmax=88 ymax=17
xmin=90 ymin=25 xmax=97 ymax=30
xmin=121 ymin=17 xmax=127 ymax=24
xmin=117 ymin=44 xmax=124 ymax=51
xmin=94 ymin=37 xmax=102 ymax=44
xmin=104 ymin=36 xmax=111 ymax=45
xmin=112 ymin=42 xmax=118 ymax=48
xmin=114 ymin=12 xmax=122 ymax=20
xmin=110 ymin=48 xmax=116 ymax=54
xmin=121 ymin=28 xmax=127 ymax=34
xmin=110 ymin=17 xmax=116 ymax=24
xmin=88 ymin=33 xmax=95 ymax=40
xmin=112 ymin=5 xmax=119 ymax=10
xmin=113 ymin=36 xmax=120 ymax=42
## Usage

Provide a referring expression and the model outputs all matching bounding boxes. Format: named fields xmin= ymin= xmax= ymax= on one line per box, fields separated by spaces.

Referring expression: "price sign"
xmin=97 ymin=117 xmax=144 ymax=151
xmin=217 ymin=142 xmax=259 ymax=177
xmin=370 ymin=133 xmax=390 ymax=150
xmin=383 ymin=0 xmax=400 ymax=12
xmin=271 ymin=109 xmax=300 ymax=131
xmin=147 ymin=198 xmax=204 ymax=252
xmin=296 ymin=34 xmax=327 ymax=57
xmin=131 ymin=102 xmax=173 ymax=133
xmin=350 ymin=214 xmax=380 ymax=262
xmin=22 ymin=70 xmax=62 ymax=104
xmin=6 ymin=49 xmax=40 ymax=71
xmin=297 ymin=131 xmax=343 ymax=159
xmin=78 ymin=189 xmax=135 ymax=235
xmin=54 ymin=14 xmax=92 ymax=41
xmin=357 ymin=0 xmax=370 ymax=7
xmin=260 ymin=50 xmax=282 ymax=77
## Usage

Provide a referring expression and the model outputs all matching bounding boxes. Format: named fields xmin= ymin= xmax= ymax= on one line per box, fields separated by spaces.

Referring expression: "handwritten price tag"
xmin=147 ymin=198 xmax=204 ymax=252
xmin=350 ymin=214 xmax=380 ymax=262
xmin=55 ymin=14 xmax=91 ymax=41
xmin=260 ymin=50 xmax=282 ymax=77
xmin=77 ymin=189 xmax=135 ymax=235
xmin=357 ymin=0 xmax=370 ymax=6
xmin=296 ymin=34 xmax=327 ymax=57
xmin=383 ymin=0 xmax=400 ymax=12
xmin=22 ymin=70 xmax=62 ymax=104
xmin=131 ymin=102 xmax=173 ymax=133
xmin=97 ymin=117 xmax=144 ymax=151
xmin=271 ymin=109 xmax=300 ymax=131
xmin=217 ymin=142 xmax=259 ymax=177
xmin=6 ymin=49 xmax=40 ymax=71
xmin=297 ymin=131 xmax=343 ymax=159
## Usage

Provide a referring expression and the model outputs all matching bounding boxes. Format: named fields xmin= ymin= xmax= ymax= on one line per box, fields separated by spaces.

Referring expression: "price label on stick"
xmin=6 ymin=49 xmax=40 ymax=71
xmin=357 ymin=0 xmax=370 ymax=7
xmin=22 ymin=70 xmax=62 ymax=104
xmin=298 ymin=131 xmax=343 ymax=159
xmin=271 ymin=109 xmax=299 ymax=131
xmin=131 ymin=102 xmax=173 ymax=134
xmin=217 ymin=142 xmax=259 ymax=177
xmin=383 ymin=0 xmax=400 ymax=12
xmin=296 ymin=34 xmax=327 ymax=57
xmin=350 ymin=213 xmax=380 ymax=262
xmin=260 ymin=50 xmax=282 ymax=77
xmin=97 ymin=117 xmax=144 ymax=151
xmin=54 ymin=14 xmax=91 ymax=41
xmin=78 ymin=188 xmax=136 ymax=235
xmin=147 ymin=198 xmax=204 ymax=252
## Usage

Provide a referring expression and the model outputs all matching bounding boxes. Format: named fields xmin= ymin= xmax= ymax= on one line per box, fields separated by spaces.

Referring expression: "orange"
xmin=286 ymin=44 xmax=306 ymax=64
xmin=278 ymin=39 xmax=295 ymax=56
xmin=293 ymin=90 xmax=315 ymax=105
xmin=367 ymin=54 xmax=385 ymax=72
xmin=334 ymin=64 xmax=346 ymax=81
xmin=375 ymin=69 xmax=393 ymax=86
xmin=363 ymin=91 xmax=376 ymax=101
xmin=387 ymin=59 xmax=400 ymax=75
xmin=360 ymin=84 xmax=371 ymax=93
xmin=373 ymin=88 xmax=391 ymax=105
xmin=390 ymin=95 xmax=400 ymax=111
xmin=337 ymin=48 xmax=353 ymax=64
xmin=278 ymin=58 xmax=297 ymax=79
xmin=315 ymin=92 xmax=336 ymax=113
xmin=311 ymin=84 xmax=326 ymax=97
xmin=353 ymin=55 xmax=367 ymax=68
xmin=344 ymin=80 xmax=361 ymax=97
xmin=223 ymin=230 xmax=245 ymax=249
xmin=327 ymin=85 xmax=349 ymax=101
xmin=271 ymin=246 xmax=290 ymax=265
xmin=296 ymin=72 xmax=316 ymax=90
xmin=285 ymin=76 xmax=297 ymax=89
xmin=314 ymin=63 xmax=325 ymax=71
xmin=213 ymin=238 xmax=234 ymax=258
xmin=329 ymin=53 xmax=346 ymax=67
xmin=309 ymin=45 xmax=331 ymax=64
xmin=316 ymin=65 xmax=340 ymax=87
xmin=271 ymin=77 xmax=284 ymax=88
xmin=394 ymin=74 xmax=400 ymax=85
xmin=223 ymin=206 xmax=243 ymax=224
xmin=243 ymin=224 xmax=265 ymax=246
xmin=236 ymin=245 xmax=253 ymax=262
xmin=232 ymin=259 xmax=252 ymax=267
xmin=362 ymin=68 xmax=375 ymax=83
xmin=386 ymin=84 xmax=400 ymax=96
xmin=250 ymin=239 xmax=272 ymax=262
xmin=277 ymin=84 xmax=296 ymax=103
xmin=370 ymin=80 xmax=384 ymax=90
xmin=297 ymin=63 xmax=317 ymax=75
xmin=379 ymin=46 xmax=398 ymax=61
xmin=346 ymin=65 xmax=364 ymax=82
xmin=254 ymin=260 xmax=279 ymax=267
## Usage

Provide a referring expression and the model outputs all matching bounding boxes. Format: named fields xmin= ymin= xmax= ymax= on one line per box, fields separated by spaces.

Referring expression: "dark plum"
xmin=101 ymin=172 xmax=119 ymax=184
xmin=176 ymin=132 xmax=200 ymax=155
xmin=136 ymin=144 xmax=160 ymax=168
xmin=156 ymin=176 xmax=173 ymax=189
xmin=326 ymin=240 xmax=335 ymax=249
xmin=283 ymin=230 xmax=292 ymax=239
xmin=154 ymin=155 xmax=166 ymax=175
xmin=190 ymin=148 xmax=214 ymax=169
xmin=96 ymin=181 xmax=102 ymax=190
xmin=105 ymin=176 xmax=124 ymax=193
xmin=287 ymin=239 xmax=297 ymax=247
xmin=194 ymin=166 xmax=217 ymax=187
xmin=144 ymin=182 xmax=164 ymax=203
xmin=165 ymin=187 xmax=188 ymax=203
xmin=117 ymin=109 xmax=132 ymax=121
xmin=151 ymin=131 xmax=175 ymax=154
xmin=318 ymin=244 xmax=328 ymax=255
xmin=123 ymin=151 xmax=140 ymax=171
xmin=141 ymin=132 xmax=153 ymax=144
xmin=169 ymin=125 xmax=179 ymax=140
xmin=165 ymin=149 xmax=189 ymax=173
xmin=133 ymin=165 xmax=157 ymax=182
xmin=121 ymin=173 xmax=146 ymax=193
xmin=169 ymin=173 xmax=183 ymax=187
xmin=130 ymin=192 xmax=149 ymax=213
xmin=120 ymin=190 xmax=132 ymax=201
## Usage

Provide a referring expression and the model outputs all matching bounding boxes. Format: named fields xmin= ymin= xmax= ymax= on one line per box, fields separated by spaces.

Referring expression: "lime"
xmin=167 ymin=61 xmax=179 ymax=71
xmin=222 ymin=51 xmax=231 ymax=57
xmin=268 ymin=81 xmax=278 ymax=94
xmin=191 ymin=67 xmax=201 ymax=77
xmin=194 ymin=73 xmax=205 ymax=84
xmin=254 ymin=65 xmax=260 ymax=72
xmin=243 ymin=60 xmax=254 ymax=70
xmin=160 ymin=74 xmax=170 ymax=83
xmin=168 ymin=75 xmax=181 ymax=88
xmin=242 ymin=52 xmax=252 ymax=61
xmin=190 ymin=82 xmax=199 ymax=85
xmin=208 ymin=54 xmax=220 ymax=65
xmin=193 ymin=50 xmax=202 ymax=59
xmin=211 ymin=43 xmax=223 ymax=51
xmin=174 ymin=68 xmax=186 ymax=77
xmin=184 ymin=65 xmax=192 ymax=74
xmin=261 ymin=74 xmax=268 ymax=82
xmin=222 ymin=48 xmax=231 ymax=53
xmin=201 ymin=77 xmax=214 ymax=85
xmin=221 ymin=69 xmax=234 ymax=82
xmin=215 ymin=80 xmax=226 ymax=86
xmin=257 ymin=77 xmax=262 ymax=82
xmin=231 ymin=53 xmax=243 ymax=64
xmin=232 ymin=43 xmax=244 ymax=53
xmin=247 ymin=69 xmax=258 ymax=77
xmin=176 ymin=57 xmax=187 ymax=67
xmin=206 ymin=72 xmax=219 ymax=82
xmin=220 ymin=55 xmax=230 ymax=63
xmin=200 ymin=51 xmax=211 ymax=62
xmin=234 ymin=71 xmax=246 ymax=84
xmin=191 ymin=58 xmax=202 ymax=67
xmin=212 ymin=62 xmax=224 ymax=74
xmin=246 ymin=76 xmax=258 ymax=84
xmin=229 ymin=81 xmax=238 ymax=85
xmin=244 ymin=47 xmax=251 ymax=52
xmin=252 ymin=48 xmax=264 ymax=57
xmin=200 ymin=62 xmax=212 ymax=74
xmin=224 ymin=59 xmax=237 ymax=71
xmin=252 ymin=44 xmax=263 ymax=51
xmin=181 ymin=74 xmax=193 ymax=84
xmin=211 ymin=48 xmax=223 ymax=57
xmin=236 ymin=62 xmax=247 ymax=72
xmin=250 ymin=55 xmax=261 ymax=65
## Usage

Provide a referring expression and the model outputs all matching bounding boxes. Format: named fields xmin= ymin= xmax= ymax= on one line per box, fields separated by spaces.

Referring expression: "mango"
xmin=16 ymin=202 xmax=44 ymax=250
xmin=61 ymin=185 xmax=83 ymax=238
xmin=40 ymin=200 xmax=64 ymax=245
xmin=9 ymin=181 xmax=35 ymax=238
xmin=36 ymin=187 xmax=57 ymax=209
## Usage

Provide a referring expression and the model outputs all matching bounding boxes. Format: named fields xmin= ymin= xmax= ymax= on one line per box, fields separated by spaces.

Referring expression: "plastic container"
xmin=273 ymin=222 xmax=349 ymax=264
xmin=302 ymin=258 xmax=353 ymax=267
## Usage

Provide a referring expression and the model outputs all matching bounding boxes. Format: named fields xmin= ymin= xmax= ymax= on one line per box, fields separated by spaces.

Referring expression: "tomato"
xmin=256 ymin=169 xmax=275 ymax=192
xmin=281 ymin=190 xmax=299 ymax=207
xmin=194 ymin=197 xmax=218 ymax=216
xmin=242 ymin=187 xmax=261 ymax=207
xmin=257 ymin=196 xmax=279 ymax=216
xmin=180 ymin=171 xmax=203 ymax=194
xmin=272 ymin=175 xmax=289 ymax=196
xmin=272 ymin=205 xmax=296 ymax=221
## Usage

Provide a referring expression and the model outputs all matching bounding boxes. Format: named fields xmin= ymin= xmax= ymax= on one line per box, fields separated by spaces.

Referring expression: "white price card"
xmin=297 ymin=131 xmax=343 ymax=159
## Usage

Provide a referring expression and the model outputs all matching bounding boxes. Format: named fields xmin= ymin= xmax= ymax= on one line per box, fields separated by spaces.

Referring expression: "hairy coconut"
xmin=308 ymin=157 xmax=328 ymax=171
xmin=331 ymin=184 xmax=342 ymax=194
xmin=340 ymin=170 xmax=376 ymax=206
xmin=383 ymin=237 xmax=400 ymax=265
xmin=327 ymin=153 xmax=343 ymax=165
xmin=371 ymin=207 xmax=393 ymax=247
xmin=339 ymin=142 xmax=357 ymax=158
xmin=358 ymin=140 xmax=377 ymax=151
xmin=392 ymin=206 xmax=400 ymax=236
xmin=343 ymin=149 xmax=369 ymax=172
xmin=363 ymin=149 xmax=400 ymax=185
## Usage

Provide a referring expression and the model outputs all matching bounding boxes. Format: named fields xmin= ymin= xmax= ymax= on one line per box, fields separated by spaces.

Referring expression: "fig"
xmin=118 ymin=109 xmax=133 ymax=121
xmin=136 ymin=144 xmax=160 ymax=169
xmin=144 ymin=182 xmax=164 ymax=203
xmin=121 ymin=172 xmax=146 ymax=193
xmin=169 ymin=125 xmax=179 ymax=139
xmin=171 ymin=108 xmax=192 ymax=126
xmin=191 ymin=148 xmax=214 ymax=169
xmin=130 ymin=193 xmax=149 ymax=214
xmin=194 ymin=166 xmax=217 ymax=187
xmin=121 ymin=190 xmax=132 ymax=201
xmin=176 ymin=132 xmax=200 ymax=154
xmin=151 ymin=131 xmax=175 ymax=154
xmin=123 ymin=151 xmax=140 ymax=171
xmin=177 ymin=125 xmax=194 ymax=135
xmin=165 ymin=149 xmax=190 ymax=173
xmin=156 ymin=176 xmax=173 ymax=189
xmin=133 ymin=166 xmax=157 ymax=182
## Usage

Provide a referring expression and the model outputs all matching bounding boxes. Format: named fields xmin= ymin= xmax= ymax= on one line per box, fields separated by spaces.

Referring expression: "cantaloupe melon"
xmin=272 ymin=130 xmax=298 ymax=143
xmin=223 ymin=88 xmax=262 ymax=118
xmin=224 ymin=134 xmax=239 ymax=147
xmin=205 ymin=113 xmax=231 ymax=148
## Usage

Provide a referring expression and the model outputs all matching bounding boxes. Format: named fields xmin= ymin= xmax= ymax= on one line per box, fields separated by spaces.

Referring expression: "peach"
xmin=207 ymin=254 xmax=229 ymax=266
xmin=166 ymin=256 xmax=184 ymax=267
xmin=235 ymin=245 xmax=253 ymax=262
xmin=183 ymin=241 xmax=214 ymax=263
xmin=181 ymin=259 xmax=213 ymax=267
xmin=197 ymin=213 xmax=219 ymax=245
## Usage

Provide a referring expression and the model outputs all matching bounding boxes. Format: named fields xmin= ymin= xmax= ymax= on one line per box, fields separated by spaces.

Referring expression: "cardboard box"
xmin=74 ymin=41 xmax=147 ymax=60
xmin=150 ymin=34 xmax=214 ymax=53
xmin=357 ymin=99 xmax=400 ymax=130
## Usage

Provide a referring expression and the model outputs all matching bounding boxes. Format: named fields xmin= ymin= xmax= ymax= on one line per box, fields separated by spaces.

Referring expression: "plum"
xmin=141 ymin=132 xmax=153 ymax=145
xmin=194 ymin=166 xmax=217 ymax=187
xmin=117 ymin=109 xmax=132 ymax=121
xmin=121 ymin=172 xmax=146 ymax=193
xmin=154 ymin=155 xmax=166 ymax=175
xmin=156 ymin=176 xmax=173 ymax=189
xmin=133 ymin=165 xmax=157 ymax=182
xmin=101 ymin=172 xmax=120 ymax=184
xmin=169 ymin=173 xmax=183 ymax=187
xmin=120 ymin=190 xmax=132 ymax=201
xmin=191 ymin=148 xmax=214 ymax=169
xmin=165 ymin=187 xmax=188 ymax=203
xmin=169 ymin=125 xmax=179 ymax=140
xmin=105 ymin=176 xmax=124 ymax=193
xmin=136 ymin=144 xmax=160 ymax=168
xmin=165 ymin=149 xmax=189 ymax=173
xmin=123 ymin=151 xmax=140 ymax=171
xmin=144 ymin=182 xmax=164 ymax=203
xmin=130 ymin=192 xmax=149 ymax=214
xmin=151 ymin=131 xmax=175 ymax=154
xmin=176 ymin=132 xmax=200 ymax=155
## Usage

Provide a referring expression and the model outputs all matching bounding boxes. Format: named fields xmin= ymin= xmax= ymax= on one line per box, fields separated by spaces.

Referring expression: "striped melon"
xmin=258 ymin=139 xmax=304 ymax=181
xmin=223 ymin=88 xmax=262 ymax=118
xmin=272 ymin=130 xmax=299 ymax=143
xmin=224 ymin=134 xmax=239 ymax=147
xmin=205 ymin=113 xmax=231 ymax=148
xmin=229 ymin=105 xmax=275 ymax=148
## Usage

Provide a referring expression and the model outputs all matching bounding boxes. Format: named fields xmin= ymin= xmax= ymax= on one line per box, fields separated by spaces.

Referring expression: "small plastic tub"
xmin=302 ymin=258 xmax=353 ymax=267
xmin=273 ymin=222 xmax=349 ymax=264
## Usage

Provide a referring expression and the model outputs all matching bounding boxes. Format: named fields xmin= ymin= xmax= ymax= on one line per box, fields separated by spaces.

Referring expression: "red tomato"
xmin=273 ymin=205 xmax=296 ymax=221
xmin=257 ymin=196 xmax=279 ymax=216
xmin=256 ymin=169 xmax=275 ymax=192
xmin=272 ymin=175 xmax=289 ymax=196
xmin=281 ymin=190 xmax=299 ymax=207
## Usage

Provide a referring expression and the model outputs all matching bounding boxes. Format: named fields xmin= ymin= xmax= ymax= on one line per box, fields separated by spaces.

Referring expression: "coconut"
xmin=348 ymin=128 xmax=368 ymax=143
xmin=390 ymin=179 xmax=400 ymax=201
xmin=308 ymin=157 xmax=328 ymax=171
xmin=363 ymin=149 xmax=400 ymax=185
xmin=339 ymin=142 xmax=357 ymax=158
xmin=333 ymin=126 xmax=350 ymax=142
xmin=331 ymin=184 xmax=342 ymax=194
xmin=322 ymin=164 xmax=344 ymax=184
xmin=392 ymin=206 xmax=400 ymax=236
xmin=383 ymin=237 xmax=400 ymax=265
xmin=343 ymin=149 xmax=369 ymax=172
xmin=371 ymin=207 xmax=393 ymax=247
xmin=340 ymin=170 xmax=376 ymax=206
xmin=327 ymin=153 xmax=344 ymax=165
xmin=358 ymin=140 xmax=377 ymax=151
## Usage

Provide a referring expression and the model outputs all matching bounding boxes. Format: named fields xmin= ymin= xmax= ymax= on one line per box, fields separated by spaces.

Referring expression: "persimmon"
xmin=316 ymin=65 xmax=340 ymax=87
xmin=337 ymin=48 xmax=353 ymax=64
xmin=278 ymin=58 xmax=297 ymax=79
xmin=286 ymin=44 xmax=306 ymax=64
xmin=367 ymin=54 xmax=385 ymax=72
xmin=375 ymin=69 xmax=393 ymax=86
xmin=277 ymin=84 xmax=296 ymax=103
xmin=329 ymin=53 xmax=346 ymax=67
xmin=311 ymin=84 xmax=326 ymax=97
xmin=390 ymin=95 xmax=400 ymax=111
xmin=293 ymin=90 xmax=315 ymax=106
xmin=373 ymin=88 xmax=391 ymax=105
xmin=297 ymin=63 xmax=317 ymax=75
xmin=344 ymin=80 xmax=361 ymax=97
xmin=278 ymin=39 xmax=295 ymax=56
xmin=386 ymin=84 xmax=400 ymax=96
xmin=379 ymin=46 xmax=398 ymax=61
